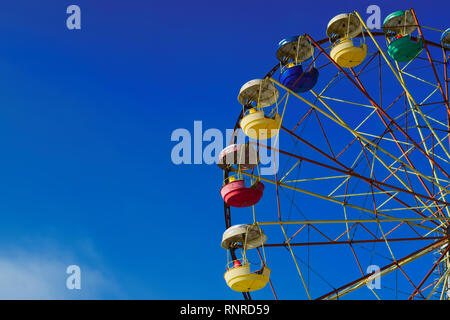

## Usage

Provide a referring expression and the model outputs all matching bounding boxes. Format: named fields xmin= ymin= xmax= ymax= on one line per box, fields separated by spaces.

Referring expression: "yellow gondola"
xmin=237 ymin=79 xmax=281 ymax=140
xmin=327 ymin=13 xmax=367 ymax=68
xmin=224 ymin=261 xmax=271 ymax=292
xmin=222 ymin=224 xmax=270 ymax=292
xmin=330 ymin=38 xmax=368 ymax=68
xmin=240 ymin=108 xmax=281 ymax=140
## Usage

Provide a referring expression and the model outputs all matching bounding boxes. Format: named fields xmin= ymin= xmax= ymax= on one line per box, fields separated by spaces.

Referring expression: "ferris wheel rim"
xmin=222 ymin=10 xmax=450 ymax=300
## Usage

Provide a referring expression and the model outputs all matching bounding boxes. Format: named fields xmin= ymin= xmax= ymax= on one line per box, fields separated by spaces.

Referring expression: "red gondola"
xmin=220 ymin=179 xmax=264 ymax=208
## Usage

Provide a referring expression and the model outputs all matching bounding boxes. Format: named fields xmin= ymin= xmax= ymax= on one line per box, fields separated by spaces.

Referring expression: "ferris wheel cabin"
xmin=238 ymin=79 xmax=281 ymax=140
xmin=220 ymin=178 xmax=264 ymax=208
xmin=224 ymin=263 xmax=271 ymax=292
xmin=222 ymin=225 xmax=270 ymax=292
xmin=277 ymin=36 xmax=319 ymax=93
xmin=217 ymin=143 xmax=259 ymax=171
xmin=327 ymin=13 xmax=368 ymax=68
xmin=383 ymin=10 xmax=423 ymax=62
xmin=221 ymin=224 xmax=267 ymax=250
xmin=441 ymin=28 xmax=450 ymax=49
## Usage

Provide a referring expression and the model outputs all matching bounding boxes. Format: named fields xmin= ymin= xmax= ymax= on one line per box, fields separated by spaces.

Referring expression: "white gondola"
xmin=237 ymin=79 xmax=279 ymax=108
xmin=221 ymin=224 xmax=267 ymax=250
xmin=217 ymin=144 xmax=259 ymax=171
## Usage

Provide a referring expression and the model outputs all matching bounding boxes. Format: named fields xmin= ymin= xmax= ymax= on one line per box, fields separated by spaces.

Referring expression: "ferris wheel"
xmin=218 ymin=9 xmax=450 ymax=300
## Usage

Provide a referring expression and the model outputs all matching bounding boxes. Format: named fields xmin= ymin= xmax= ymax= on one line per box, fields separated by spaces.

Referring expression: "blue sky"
xmin=0 ymin=0 xmax=448 ymax=299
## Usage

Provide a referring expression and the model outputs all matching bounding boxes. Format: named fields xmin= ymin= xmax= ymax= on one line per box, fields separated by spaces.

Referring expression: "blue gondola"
xmin=276 ymin=36 xmax=319 ymax=93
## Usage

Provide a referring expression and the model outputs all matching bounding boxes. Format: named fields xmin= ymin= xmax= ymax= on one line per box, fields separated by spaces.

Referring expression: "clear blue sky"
xmin=0 ymin=0 xmax=448 ymax=299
